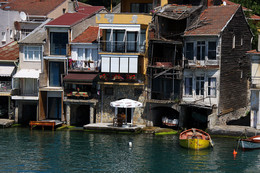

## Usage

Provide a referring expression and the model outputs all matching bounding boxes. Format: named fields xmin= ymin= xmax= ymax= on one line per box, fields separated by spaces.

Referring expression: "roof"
xmin=46 ymin=4 xmax=105 ymax=27
xmin=247 ymin=50 xmax=260 ymax=54
xmin=249 ymin=14 xmax=260 ymax=21
xmin=224 ymin=0 xmax=250 ymax=11
xmin=13 ymin=69 xmax=41 ymax=78
xmin=19 ymin=19 xmax=51 ymax=44
xmin=63 ymin=73 xmax=97 ymax=83
xmin=0 ymin=41 xmax=19 ymax=61
xmin=155 ymin=4 xmax=203 ymax=20
xmin=184 ymin=5 xmax=240 ymax=36
xmin=72 ymin=26 xmax=100 ymax=43
xmin=1 ymin=0 xmax=66 ymax=16
xmin=0 ymin=66 xmax=15 ymax=77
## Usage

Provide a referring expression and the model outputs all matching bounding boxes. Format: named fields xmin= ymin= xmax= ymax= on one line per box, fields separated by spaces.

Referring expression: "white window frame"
xmin=207 ymin=77 xmax=216 ymax=97
xmin=184 ymin=77 xmax=193 ymax=96
xmin=185 ymin=40 xmax=217 ymax=61
xmin=76 ymin=48 xmax=98 ymax=61
xmin=195 ymin=76 xmax=205 ymax=96
xmin=2 ymin=31 xmax=6 ymax=42
xmin=24 ymin=46 xmax=42 ymax=61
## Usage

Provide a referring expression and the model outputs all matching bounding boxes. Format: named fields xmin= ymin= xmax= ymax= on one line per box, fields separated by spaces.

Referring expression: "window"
xmin=197 ymin=41 xmax=205 ymax=60
xmin=103 ymin=29 xmax=145 ymax=53
xmin=240 ymin=35 xmax=243 ymax=46
xmin=232 ymin=35 xmax=235 ymax=49
xmin=113 ymin=30 xmax=125 ymax=52
xmin=127 ymin=31 xmax=138 ymax=52
xmin=208 ymin=77 xmax=216 ymax=97
xmin=24 ymin=46 xmax=42 ymax=61
xmin=186 ymin=42 xmax=194 ymax=60
xmin=196 ymin=77 xmax=204 ymax=96
xmin=208 ymin=42 xmax=216 ymax=60
xmin=77 ymin=48 xmax=84 ymax=60
xmin=50 ymin=32 xmax=68 ymax=55
xmin=10 ymin=30 xmax=13 ymax=39
xmin=62 ymin=8 xmax=66 ymax=14
xmin=2 ymin=32 xmax=6 ymax=42
xmin=185 ymin=77 xmax=193 ymax=96
xmin=130 ymin=3 xmax=152 ymax=13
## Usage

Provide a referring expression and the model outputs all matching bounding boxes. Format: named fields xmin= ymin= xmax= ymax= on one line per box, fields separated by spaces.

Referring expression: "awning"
xmin=13 ymin=69 xmax=41 ymax=79
xmin=63 ymin=73 xmax=97 ymax=83
xmin=110 ymin=99 xmax=143 ymax=108
xmin=0 ymin=66 xmax=15 ymax=77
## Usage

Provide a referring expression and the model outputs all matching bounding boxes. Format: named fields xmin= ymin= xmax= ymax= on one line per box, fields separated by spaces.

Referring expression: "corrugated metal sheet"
xmin=13 ymin=69 xmax=41 ymax=78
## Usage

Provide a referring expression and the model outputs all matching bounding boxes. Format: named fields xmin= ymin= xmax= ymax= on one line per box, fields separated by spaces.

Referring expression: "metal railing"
xmin=68 ymin=60 xmax=100 ymax=71
xmin=99 ymin=41 xmax=145 ymax=53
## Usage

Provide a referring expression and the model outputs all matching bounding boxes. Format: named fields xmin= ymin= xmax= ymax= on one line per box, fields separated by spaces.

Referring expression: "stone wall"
xmin=96 ymin=84 xmax=146 ymax=125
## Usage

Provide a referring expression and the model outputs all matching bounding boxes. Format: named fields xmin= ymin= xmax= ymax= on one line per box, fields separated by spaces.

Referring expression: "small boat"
xmin=239 ymin=135 xmax=260 ymax=150
xmin=162 ymin=117 xmax=178 ymax=127
xmin=179 ymin=128 xmax=213 ymax=150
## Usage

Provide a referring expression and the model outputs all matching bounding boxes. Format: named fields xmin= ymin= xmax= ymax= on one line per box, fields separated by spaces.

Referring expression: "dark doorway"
xmin=48 ymin=97 xmax=61 ymax=119
xmin=118 ymin=108 xmax=133 ymax=123
xmin=21 ymin=104 xmax=37 ymax=125
xmin=151 ymin=107 xmax=179 ymax=127
xmin=75 ymin=105 xmax=90 ymax=126
xmin=0 ymin=96 xmax=8 ymax=118
xmin=183 ymin=106 xmax=211 ymax=130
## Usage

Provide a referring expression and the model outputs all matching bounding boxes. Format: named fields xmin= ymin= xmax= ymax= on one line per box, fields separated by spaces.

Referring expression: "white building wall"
xmin=0 ymin=9 xmax=20 ymax=47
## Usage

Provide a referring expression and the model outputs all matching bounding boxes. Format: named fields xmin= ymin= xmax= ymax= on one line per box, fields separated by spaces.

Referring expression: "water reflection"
xmin=1 ymin=128 xmax=260 ymax=172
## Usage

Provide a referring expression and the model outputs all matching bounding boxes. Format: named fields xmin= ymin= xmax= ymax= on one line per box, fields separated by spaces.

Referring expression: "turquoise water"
xmin=0 ymin=128 xmax=260 ymax=172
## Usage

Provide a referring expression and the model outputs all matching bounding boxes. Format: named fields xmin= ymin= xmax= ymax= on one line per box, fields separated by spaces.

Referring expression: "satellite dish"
xmin=20 ymin=11 xmax=27 ymax=21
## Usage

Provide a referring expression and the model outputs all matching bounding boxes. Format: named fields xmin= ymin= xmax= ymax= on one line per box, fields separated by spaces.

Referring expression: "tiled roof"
xmin=0 ymin=41 xmax=19 ymax=61
xmin=1 ymin=0 xmax=66 ymax=16
xmin=184 ymin=5 xmax=240 ymax=36
xmin=46 ymin=4 xmax=105 ymax=27
xmin=72 ymin=26 xmax=101 ymax=43
xmin=249 ymin=14 xmax=260 ymax=20
xmin=224 ymin=0 xmax=249 ymax=11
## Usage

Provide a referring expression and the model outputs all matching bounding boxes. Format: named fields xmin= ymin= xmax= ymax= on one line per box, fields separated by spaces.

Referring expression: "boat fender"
xmin=233 ymin=149 xmax=237 ymax=155
xmin=129 ymin=142 xmax=132 ymax=148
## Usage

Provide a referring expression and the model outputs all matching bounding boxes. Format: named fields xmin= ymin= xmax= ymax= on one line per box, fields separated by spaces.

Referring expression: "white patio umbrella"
xmin=110 ymin=99 xmax=143 ymax=124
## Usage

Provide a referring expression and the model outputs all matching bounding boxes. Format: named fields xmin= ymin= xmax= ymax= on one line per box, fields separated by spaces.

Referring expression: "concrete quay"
xmin=208 ymin=125 xmax=260 ymax=137
xmin=0 ymin=119 xmax=14 ymax=128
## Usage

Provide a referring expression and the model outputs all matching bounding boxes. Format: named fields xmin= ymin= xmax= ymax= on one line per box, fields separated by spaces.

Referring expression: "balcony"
xmin=98 ymin=73 xmax=144 ymax=84
xmin=68 ymin=59 xmax=100 ymax=72
xmin=100 ymin=40 xmax=145 ymax=53
xmin=0 ymin=81 xmax=11 ymax=92
xmin=96 ymin=13 xmax=152 ymax=25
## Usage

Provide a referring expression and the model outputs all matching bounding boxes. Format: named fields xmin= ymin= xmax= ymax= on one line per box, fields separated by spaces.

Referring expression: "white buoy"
xmin=129 ymin=142 xmax=132 ymax=148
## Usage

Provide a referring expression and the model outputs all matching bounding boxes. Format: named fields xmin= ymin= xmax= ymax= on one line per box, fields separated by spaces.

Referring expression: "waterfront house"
xmin=12 ymin=20 xmax=51 ymax=124
xmin=0 ymin=41 xmax=18 ymax=120
xmin=38 ymin=3 xmax=106 ymax=124
xmin=95 ymin=0 xmax=156 ymax=125
xmin=64 ymin=26 xmax=101 ymax=126
xmin=182 ymin=4 xmax=253 ymax=129
xmin=247 ymin=37 xmax=260 ymax=129
xmin=0 ymin=0 xmax=75 ymax=47
xmin=146 ymin=1 xmax=206 ymax=127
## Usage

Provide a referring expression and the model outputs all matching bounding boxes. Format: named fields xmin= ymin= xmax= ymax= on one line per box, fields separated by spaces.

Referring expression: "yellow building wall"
xmin=160 ymin=0 xmax=168 ymax=6
xmin=96 ymin=13 xmax=152 ymax=25
xmin=121 ymin=0 xmax=153 ymax=12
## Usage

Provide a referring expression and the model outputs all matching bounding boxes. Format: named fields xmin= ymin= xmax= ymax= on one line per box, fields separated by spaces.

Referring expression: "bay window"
xmin=102 ymin=29 xmax=146 ymax=53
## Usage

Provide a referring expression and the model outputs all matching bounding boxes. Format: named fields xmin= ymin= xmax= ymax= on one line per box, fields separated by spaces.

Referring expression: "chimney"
xmin=68 ymin=0 xmax=76 ymax=13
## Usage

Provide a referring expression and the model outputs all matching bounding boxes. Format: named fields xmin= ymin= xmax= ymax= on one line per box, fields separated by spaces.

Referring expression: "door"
xmin=21 ymin=104 xmax=37 ymax=125
xmin=48 ymin=97 xmax=61 ymax=119
xmin=49 ymin=62 xmax=64 ymax=87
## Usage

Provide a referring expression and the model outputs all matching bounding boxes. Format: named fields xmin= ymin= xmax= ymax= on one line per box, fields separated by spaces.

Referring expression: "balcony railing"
xmin=100 ymin=41 xmax=145 ymax=53
xmin=68 ymin=59 xmax=100 ymax=71
xmin=0 ymin=81 xmax=12 ymax=92
xmin=98 ymin=73 xmax=144 ymax=83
